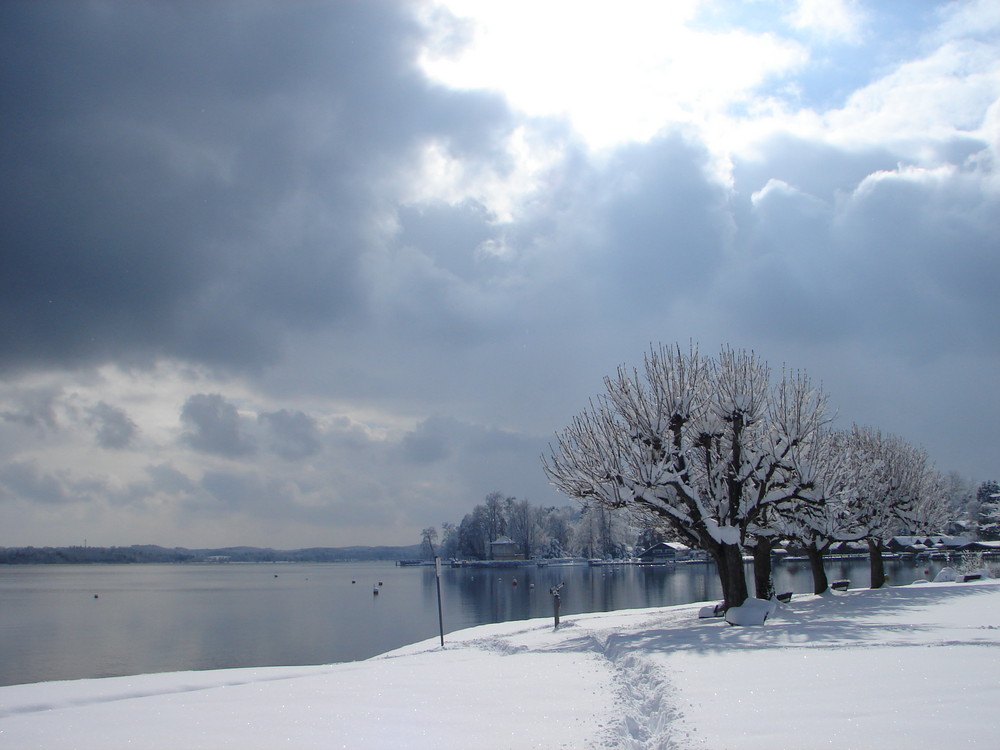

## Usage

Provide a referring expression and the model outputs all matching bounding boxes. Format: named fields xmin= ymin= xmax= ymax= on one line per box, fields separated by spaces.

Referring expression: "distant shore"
xmin=0 ymin=543 xmax=422 ymax=565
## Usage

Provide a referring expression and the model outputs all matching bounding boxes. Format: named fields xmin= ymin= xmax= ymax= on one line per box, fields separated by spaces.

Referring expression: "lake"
xmin=0 ymin=556 xmax=957 ymax=686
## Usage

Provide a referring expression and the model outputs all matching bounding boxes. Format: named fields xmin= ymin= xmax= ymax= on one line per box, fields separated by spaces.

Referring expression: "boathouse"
xmin=637 ymin=541 xmax=691 ymax=564
xmin=490 ymin=536 xmax=524 ymax=561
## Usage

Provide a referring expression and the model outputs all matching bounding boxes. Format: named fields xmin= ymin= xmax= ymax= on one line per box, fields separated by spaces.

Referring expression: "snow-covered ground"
xmin=2 ymin=579 xmax=999 ymax=749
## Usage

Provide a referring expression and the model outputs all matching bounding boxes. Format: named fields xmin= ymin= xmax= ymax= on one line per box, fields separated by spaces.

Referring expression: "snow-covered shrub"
xmin=957 ymin=552 xmax=994 ymax=579
xmin=934 ymin=567 xmax=958 ymax=582
xmin=959 ymin=552 xmax=985 ymax=575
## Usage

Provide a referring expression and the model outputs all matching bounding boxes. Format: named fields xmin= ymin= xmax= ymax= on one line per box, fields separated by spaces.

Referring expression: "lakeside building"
xmin=490 ymin=536 xmax=524 ymax=561
xmin=637 ymin=541 xmax=692 ymax=564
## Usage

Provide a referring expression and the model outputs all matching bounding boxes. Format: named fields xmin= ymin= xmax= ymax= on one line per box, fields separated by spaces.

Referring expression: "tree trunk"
xmin=867 ymin=538 xmax=886 ymax=589
xmin=751 ymin=536 xmax=775 ymax=600
xmin=716 ymin=542 xmax=749 ymax=609
xmin=805 ymin=542 xmax=829 ymax=594
xmin=712 ymin=545 xmax=730 ymax=604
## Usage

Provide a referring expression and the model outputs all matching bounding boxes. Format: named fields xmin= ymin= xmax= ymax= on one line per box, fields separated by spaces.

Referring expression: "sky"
xmin=1 ymin=0 xmax=998 ymax=548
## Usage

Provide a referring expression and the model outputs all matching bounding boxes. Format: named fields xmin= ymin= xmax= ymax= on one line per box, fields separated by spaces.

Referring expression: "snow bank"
xmin=2 ymin=581 xmax=999 ymax=749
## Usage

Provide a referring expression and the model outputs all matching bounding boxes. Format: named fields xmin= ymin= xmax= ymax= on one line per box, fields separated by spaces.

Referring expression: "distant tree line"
xmin=0 ymin=544 xmax=422 ymax=565
xmin=423 ymin=477 xmax=994 ymax=574
xmin=421 ymin=491 xmax=667 ymax=562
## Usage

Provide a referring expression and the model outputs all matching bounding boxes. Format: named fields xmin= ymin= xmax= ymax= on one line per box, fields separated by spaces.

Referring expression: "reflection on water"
xmin=0 ymin=557 xmax=962 ymax=686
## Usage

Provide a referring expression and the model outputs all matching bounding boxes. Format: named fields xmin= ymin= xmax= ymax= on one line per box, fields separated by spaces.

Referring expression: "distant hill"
xmin=0 ymin=544 xmax=424 ymax=565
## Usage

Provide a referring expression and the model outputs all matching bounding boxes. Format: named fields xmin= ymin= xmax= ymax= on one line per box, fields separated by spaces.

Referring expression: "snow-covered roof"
xmin=638 ymin=541 xmax=690 ymax=556
xmin=892 ymin=535 xmax=970 ymax=548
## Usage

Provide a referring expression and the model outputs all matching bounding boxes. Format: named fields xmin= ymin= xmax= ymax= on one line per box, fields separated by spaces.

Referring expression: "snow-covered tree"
xmin=439 ymin=522 xmax=460 ymax=559
xmin=482 ymin=491 xmax=510 ymax=547
xmin=762 ymin=428 xmax=863 ymax=595
xmin=935 ymin=472 xmax=975 ymax=535
xmin=541 ymin=506 xmax=577 ymax=557
xmin=543 ymin=344 xmax=828 ymax=609
xmin=506 ymin=498 xmax=545 ymax=559
xmin=744 ymin=369 xmax=834 ymax=599
xmin=975 ymin=481 xmax=1000 ymax=540
xmin=908 ymin=470 xmax=954 ymax=537
xmin=457 ymin=506 xmax=489 ymax=559
xmin=572 ymin=501 xmax=632 ymax=559
xmin=847 ymin=426 xmax=933 ymax=588
xmin=419 ymin=527 xmax=438 ymax=559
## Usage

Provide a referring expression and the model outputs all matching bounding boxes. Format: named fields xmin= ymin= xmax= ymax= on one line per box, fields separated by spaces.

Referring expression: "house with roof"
xmin=959 ymin=540 xmax=1000 ymax=555
xmin=887 ymin=535 xmax=972 ymax=556
xmin=490 ymin=536 xmax=523 ymax=561
xmin=637 ymin=541 xmax=691 ymax=564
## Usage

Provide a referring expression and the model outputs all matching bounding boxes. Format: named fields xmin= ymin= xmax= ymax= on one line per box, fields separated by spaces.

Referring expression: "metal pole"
xmin=435 ymin=556 xmax=445 ymax=648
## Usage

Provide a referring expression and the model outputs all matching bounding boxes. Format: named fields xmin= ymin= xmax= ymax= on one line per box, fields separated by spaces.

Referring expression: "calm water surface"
xmin=0 ymin=557 xmax=954 ymax=686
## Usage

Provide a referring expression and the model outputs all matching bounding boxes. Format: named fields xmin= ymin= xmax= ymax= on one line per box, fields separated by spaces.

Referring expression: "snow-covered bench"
xmin=830 ymin=579 xmax=850 ymax=591
xmin=725 ymin=598 xmax=777 ymax=626
xmin=698 ymin=601 xmax=726 ymax=619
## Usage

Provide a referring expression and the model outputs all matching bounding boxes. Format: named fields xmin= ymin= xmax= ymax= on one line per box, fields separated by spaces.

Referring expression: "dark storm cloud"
xmin=400 ymin=416 xmax=454 ymax=463
xmin=0 ymin=388 xmax=60 ymax=432
xmin=180 ymin=393 xmax=255 ymax=457
xmin=85 ymin=401 xmax=138 ymax=450
xmin=597 ymin=134 xmax=730 ymax=299
xmin=0 ymin=460 xmax=69 ymax=504
xmin=722 ymin=135 xmax=1000 ymax=358
xmin=145 ymin=463 xmax=198 ymax=495
xmin=397 ymin=416 xmax=560 ymax=503
xmin=396 ymin=199 xmax=501 ymax=282
xmin=0 ymin=0 xmax=513 ymax=373
xmin=259 ymin=409 xmax=321 ymax=460
xmin=511 ymin=130 xmax=732 ymax=335
xmin=0 ymin=458 xmax=107 ymax=506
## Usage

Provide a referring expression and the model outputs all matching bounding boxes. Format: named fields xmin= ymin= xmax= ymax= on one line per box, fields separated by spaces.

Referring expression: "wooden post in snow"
xmin=550 ymin=582 xmax=564 ymax=628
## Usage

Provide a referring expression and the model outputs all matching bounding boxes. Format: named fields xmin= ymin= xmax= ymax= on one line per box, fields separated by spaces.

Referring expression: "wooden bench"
xmin=698 ymin=601 xmax=726 ymax=618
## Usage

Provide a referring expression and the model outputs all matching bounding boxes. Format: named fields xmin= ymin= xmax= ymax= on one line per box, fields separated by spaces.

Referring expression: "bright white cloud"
xmin=826 ymin=39 xmax=1000 ymax=154
xmin=787 ymin=0 xmax=865 ymax=42
xmin=420 ymin=0 xmax=807 ymax=150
